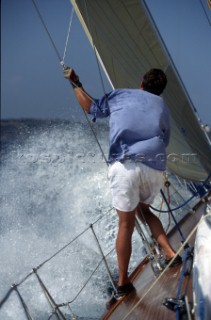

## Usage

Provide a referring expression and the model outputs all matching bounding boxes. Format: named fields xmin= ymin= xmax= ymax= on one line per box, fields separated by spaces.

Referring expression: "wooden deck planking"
xmin=102 ymin=201 xmax=206 ymax=320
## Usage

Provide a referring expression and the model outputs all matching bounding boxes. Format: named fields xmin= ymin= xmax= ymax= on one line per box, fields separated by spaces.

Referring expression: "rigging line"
xmin=150 ymin=172 xmax=211 ymax=213
xmin=31 ymin=0 xmax=63 ymax=64
xmin=150 ymin=192 xmax=196 ymax=213
xmin=122 ymin=210 xmax=211 ymax=320
xmin=31 ymin=0 xmax=104 ymax=111
xmin=161 ymin=189 xmax=186 ymax=242
xmin=63 ymin=7 xmax=75 ymax=63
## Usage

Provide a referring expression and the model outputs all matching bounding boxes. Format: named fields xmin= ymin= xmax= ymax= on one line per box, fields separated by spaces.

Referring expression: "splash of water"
xmin=1 ymin=120 xmax=146 ymax=319
xmin=0 ymin=119 xmax=195 ymax=319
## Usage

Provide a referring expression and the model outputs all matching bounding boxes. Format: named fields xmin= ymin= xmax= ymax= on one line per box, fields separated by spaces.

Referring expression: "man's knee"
xmin=117 ymin=209 xmax=136 ymax=230
xmin=136 ymin=202 xmax=151 ymax=222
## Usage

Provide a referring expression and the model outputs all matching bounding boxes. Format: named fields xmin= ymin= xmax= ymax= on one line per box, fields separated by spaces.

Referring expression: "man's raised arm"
xmin=64 ymin=67 xmax=92 ymax=113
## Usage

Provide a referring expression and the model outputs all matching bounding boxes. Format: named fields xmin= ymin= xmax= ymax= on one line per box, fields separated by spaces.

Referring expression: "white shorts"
xmin=108 ymin=160 xmax=164 ymax=212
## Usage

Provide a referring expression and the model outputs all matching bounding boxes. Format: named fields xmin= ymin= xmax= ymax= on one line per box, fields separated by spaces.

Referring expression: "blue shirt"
xmin=89 ymin=89 xmax=170 ymax=171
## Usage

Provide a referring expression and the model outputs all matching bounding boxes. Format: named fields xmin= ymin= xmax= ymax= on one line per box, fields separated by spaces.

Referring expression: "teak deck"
xmin=102 ymin=201 xmax=206 ymax=320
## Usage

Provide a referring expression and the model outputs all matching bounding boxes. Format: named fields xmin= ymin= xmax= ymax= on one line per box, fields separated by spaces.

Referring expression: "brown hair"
xmin=142 ymin=69 xmax=167 ymax=96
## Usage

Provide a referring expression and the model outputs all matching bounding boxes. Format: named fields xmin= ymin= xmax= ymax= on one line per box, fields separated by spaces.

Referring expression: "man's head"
xmin=141 ymin=69 xmax=167 ymax=96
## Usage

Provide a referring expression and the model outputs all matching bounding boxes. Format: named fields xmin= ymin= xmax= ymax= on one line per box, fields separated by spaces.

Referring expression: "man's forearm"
xmin=73 ymin=86 xmax=92 ymax=113
xmin=63 ymin=67 xmax=92 ymax=113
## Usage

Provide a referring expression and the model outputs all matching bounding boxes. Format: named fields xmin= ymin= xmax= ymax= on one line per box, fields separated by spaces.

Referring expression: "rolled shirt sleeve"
xmin=88 ymin=93 xmax=111 ymax=121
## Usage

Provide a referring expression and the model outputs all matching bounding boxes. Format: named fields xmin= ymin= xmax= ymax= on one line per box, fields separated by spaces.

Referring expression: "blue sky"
xmin=1 ymin=0 xmax=211 ymax=124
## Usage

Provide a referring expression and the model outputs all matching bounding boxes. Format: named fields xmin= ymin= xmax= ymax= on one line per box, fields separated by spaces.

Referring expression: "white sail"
xmin=70 ymin=0 xmax=211 ymax=182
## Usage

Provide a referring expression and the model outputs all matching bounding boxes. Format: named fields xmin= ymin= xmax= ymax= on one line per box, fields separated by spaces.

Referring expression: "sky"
xmin=1 ymin=0 xmax=211 ymax=124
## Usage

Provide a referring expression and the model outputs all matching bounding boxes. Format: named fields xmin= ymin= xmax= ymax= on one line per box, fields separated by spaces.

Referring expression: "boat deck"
xmin=102 ymin=201 xmax=206 ymax=320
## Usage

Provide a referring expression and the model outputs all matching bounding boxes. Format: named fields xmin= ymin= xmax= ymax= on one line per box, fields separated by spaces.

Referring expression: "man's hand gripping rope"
xmin=63 ymin=66 xmax=82 ymax=88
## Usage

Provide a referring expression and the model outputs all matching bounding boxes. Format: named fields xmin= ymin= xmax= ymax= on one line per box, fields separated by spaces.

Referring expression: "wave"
xmin=0 ymin=119 xmax=195 ymax=319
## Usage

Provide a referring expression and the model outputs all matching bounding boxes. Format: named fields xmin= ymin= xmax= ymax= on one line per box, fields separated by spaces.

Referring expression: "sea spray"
xmin=0 ymin=119 xmax=195 ymax=319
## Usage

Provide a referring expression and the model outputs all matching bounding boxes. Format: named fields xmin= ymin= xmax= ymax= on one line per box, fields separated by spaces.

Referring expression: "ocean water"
xmin=0 ymin=119 xmax=196 ymax=320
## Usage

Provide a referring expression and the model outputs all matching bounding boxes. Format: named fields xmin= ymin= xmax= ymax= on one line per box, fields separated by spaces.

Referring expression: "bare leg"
xmin=116 ymin=209 xmax=136 ymax=286
xmin=136 ymin=203 xmax=176 ymax=259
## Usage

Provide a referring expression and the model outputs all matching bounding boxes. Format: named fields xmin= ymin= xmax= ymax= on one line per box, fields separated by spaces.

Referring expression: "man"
xmin=64 ymin=67 xmax=182 ymax=298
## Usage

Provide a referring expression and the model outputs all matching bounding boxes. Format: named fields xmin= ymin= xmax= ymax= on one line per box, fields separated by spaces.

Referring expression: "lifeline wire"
xmin=0 ymin=207 xmax=115 ymax=309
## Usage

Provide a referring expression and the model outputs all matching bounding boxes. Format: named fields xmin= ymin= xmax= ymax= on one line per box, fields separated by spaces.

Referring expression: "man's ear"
xmin=140 ymin=80 xmax=144 ymax=89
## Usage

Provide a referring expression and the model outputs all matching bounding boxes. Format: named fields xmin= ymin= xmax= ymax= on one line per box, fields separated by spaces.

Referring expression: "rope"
xmin=62 ymin=7 xmax=75 ymax=63
xmin=31 ymin=0 xmax=63 ymax=64
xmin=150 ymin=192 xmax=196 ymax=213
xmin=122 ymin=210 xmax=211 ymax=320
xmin=160 ymin=189 xmax=186 ymax=242
xmin=150 ymin=172 xmax=211 ymax=213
